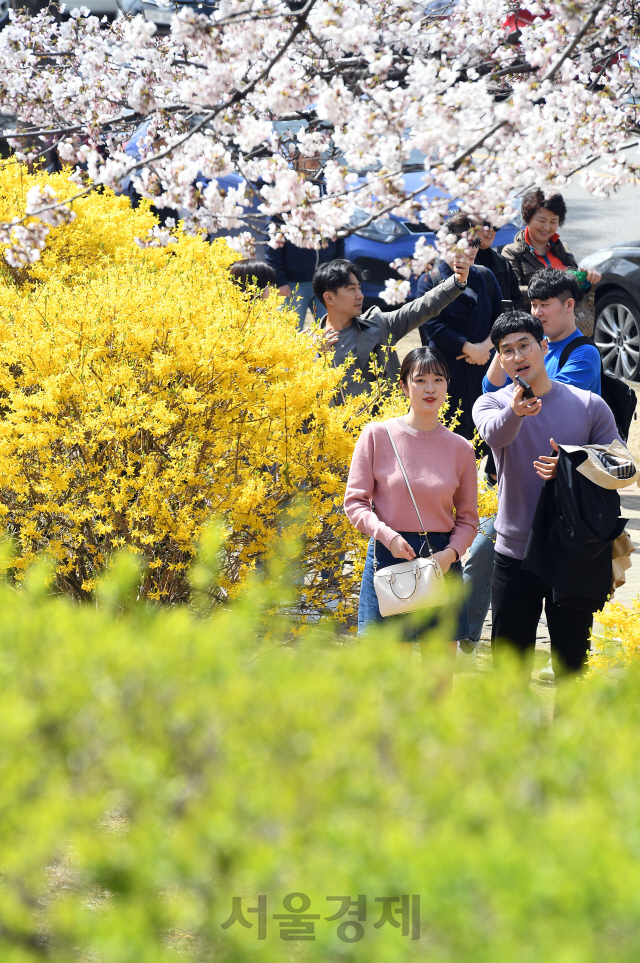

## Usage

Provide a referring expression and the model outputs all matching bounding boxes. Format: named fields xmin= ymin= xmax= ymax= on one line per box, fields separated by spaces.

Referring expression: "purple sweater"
xmin=472 ymin=381 xmax=622 ymax=559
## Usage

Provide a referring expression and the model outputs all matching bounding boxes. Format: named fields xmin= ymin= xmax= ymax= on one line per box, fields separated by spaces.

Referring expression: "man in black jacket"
xmin=265 ymin=230 xmax=345 ymax=331
xmin=474 ymin=219 xmax=523 ymax=309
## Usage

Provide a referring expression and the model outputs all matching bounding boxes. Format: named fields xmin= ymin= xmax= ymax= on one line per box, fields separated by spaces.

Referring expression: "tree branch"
xmin=541 ymin=0 xmax=606 ymax=84
xmin=334 ymin=182 xmax=431 ymax=238
xmin=490 ymin=62 xmax=536 ymax=78
xmin=450 ymin=120 xmax=508 ymax=170
xmin=122 ymin=0 xmax=320 ymax=176
xmin=587 ymin=44 xmax=626 ymax=90
xmin=0 ymin=186 xmax=94 ymax=231
xmin=565 ymin=140 xmax=640 ymax=179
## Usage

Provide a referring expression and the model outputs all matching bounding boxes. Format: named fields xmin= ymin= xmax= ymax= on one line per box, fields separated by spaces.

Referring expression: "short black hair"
xmin=443 ymin=212 xmax=481 ymax=247
xmin=490 ymin=311 xmax=544 ymax=350
xmin=444 ymin=212 xmax=473 ymax=235
xmin=312 ymin=259 xmax=364 ymax=306
xmin=399 ymin=346 xmax=450 ymax=385
xmin=229 ymin=258 xmax=276 ymax=291
xmin=528 ymin=268 xmax=578 ymax=304
xmin=521 ymin=188 xmax=567 ymax=227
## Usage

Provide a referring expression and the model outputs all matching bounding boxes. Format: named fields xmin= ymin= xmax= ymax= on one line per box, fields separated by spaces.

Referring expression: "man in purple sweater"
xmin=472 ymin=311 xmax=621 ymax=673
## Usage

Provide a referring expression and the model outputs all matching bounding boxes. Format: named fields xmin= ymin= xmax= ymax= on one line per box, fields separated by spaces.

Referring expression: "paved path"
xmin=605 ymin=486 xmax=640 ymax=607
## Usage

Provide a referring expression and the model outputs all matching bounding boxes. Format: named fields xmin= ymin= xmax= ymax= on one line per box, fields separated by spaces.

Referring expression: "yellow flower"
xmin=0 ymin=162 xmax=493 ymax=622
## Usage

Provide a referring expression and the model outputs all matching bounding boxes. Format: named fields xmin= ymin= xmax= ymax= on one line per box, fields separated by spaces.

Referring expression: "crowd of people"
xmin=230 ymin=187 xmax=638 ymax=680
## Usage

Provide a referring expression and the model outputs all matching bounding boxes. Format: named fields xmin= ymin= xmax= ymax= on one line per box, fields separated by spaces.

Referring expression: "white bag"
xmin=373 ymin=425 xmax=447 ymax=617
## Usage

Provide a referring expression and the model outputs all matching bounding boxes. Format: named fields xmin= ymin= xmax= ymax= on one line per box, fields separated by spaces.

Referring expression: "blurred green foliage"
xmin=1 ymin=533 xmax=640 ymax=962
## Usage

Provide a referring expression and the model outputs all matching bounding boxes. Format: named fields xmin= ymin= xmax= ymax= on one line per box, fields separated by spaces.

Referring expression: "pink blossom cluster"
xmin=0 ymin=0 xmax=639 ymax=267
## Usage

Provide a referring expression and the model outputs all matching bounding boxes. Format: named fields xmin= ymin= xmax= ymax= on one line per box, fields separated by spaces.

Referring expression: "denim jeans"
xmin=358 ymin=532 xmax=470 ymax=641
xmin=286 ymin=281 xmax=324 ymax=331
xmin=462 ymin=515 xmax=496 ymax=646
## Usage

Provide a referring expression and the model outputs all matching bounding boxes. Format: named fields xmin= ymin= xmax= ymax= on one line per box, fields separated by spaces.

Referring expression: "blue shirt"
xmin=482 ymin=328 xmax=601 ymax=395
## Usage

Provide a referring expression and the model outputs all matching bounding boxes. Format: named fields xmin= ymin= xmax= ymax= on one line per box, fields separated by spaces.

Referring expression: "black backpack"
xmin=559 ymin=335 xmax=637 ymax=441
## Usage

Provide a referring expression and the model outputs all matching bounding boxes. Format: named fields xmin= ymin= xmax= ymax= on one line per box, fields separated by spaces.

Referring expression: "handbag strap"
xmin=372 ymin=424 xmax=434 ymax=570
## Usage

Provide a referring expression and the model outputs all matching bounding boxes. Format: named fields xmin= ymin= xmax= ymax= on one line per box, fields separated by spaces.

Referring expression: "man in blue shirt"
xmin=463 ymin=268 xmax=602 ymax=662
xmin=481 ymin=269 xmax=601 ymax=394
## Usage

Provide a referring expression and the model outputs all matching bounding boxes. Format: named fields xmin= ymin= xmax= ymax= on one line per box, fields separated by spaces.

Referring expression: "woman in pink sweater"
xmin=344 ymin=346 xmax=479 ymax=644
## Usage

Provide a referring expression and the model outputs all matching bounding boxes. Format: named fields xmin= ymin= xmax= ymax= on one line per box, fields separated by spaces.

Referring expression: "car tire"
xmin=594 ymin=291 xmax=640 ymax=382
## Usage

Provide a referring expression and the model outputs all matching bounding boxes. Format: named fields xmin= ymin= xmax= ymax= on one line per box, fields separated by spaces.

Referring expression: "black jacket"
xmin=521 ymin=447 xmax=626 ymax=612
xmin=417 ymin=262 xmax=503 ymax=439
xmin=474 ymin=246 xmax=523 ymax=309
xmin=264 ymin=234 xmax=345 ymax=287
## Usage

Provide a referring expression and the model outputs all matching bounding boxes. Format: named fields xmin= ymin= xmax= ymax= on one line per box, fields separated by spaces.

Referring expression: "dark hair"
xmin=399 ymin=346 xmax=450 ymax=385
xmin=312 ymin=259 xmax=364 ymax=306
xmin=528 ymin=268 xmax=578 ymax=304
xmin=229 ymin=258 xmax=276 ymax=291
xmin=443 ymin=212 xmax=481 ymax=247
xmin=520 ymin=188 xmax=567 ymax=227
xmin=444 ymin=212 xmax=472 ymax=234
xmin=490 ymin=311 xmax=544 ymax=350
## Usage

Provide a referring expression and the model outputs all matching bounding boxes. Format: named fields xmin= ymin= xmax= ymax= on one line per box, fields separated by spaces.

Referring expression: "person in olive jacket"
xmin=501 ymin=188 xmax=600 ymax=310
xmin=312 ymin=256 xmax=472 ymax=400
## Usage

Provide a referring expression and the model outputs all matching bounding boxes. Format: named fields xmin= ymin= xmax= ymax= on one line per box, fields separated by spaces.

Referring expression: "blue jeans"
xmin=462 ymin=516 xmax=496 ymax=646
xmin=358 ymin=532 xmax=470 ymax=642
xmin=286 ymin=281 xmax=324 ymax=331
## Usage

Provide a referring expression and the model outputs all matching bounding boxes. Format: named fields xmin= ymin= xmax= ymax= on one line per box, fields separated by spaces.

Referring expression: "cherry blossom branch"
xmin=451 ymin=121 xmax=509 ymax=170
xmin=0 ymin=186 xmax=93 ymax=231
xmin=0 ymin=0 xmax=638 ymax=262
xmin=122 ymin=0 xmax=319 ymax=176
xmin=334 ymin=182 xmax=435 ymax=238
xmin=541 ymin=0 xmax=607 ymax=84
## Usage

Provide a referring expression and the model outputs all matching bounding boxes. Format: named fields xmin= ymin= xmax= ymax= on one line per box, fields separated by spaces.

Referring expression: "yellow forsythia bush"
xmin=0 ymin=163 xmax=494 ymax=617
xmin=0 ymin=163 xmax=395 ymax=617
xmin=590 ymin=596 xmax=640 ymax=672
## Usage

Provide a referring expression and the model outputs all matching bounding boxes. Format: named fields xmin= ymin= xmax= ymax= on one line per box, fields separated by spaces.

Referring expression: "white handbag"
xmin=373 ymin=425 xmax=447 ymax=618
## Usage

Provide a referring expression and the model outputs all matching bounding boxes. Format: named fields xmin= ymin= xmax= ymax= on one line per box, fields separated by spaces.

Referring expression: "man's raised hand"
xmin=453 ymin=252 xmax=473 ymax=285
xmin=510 ymin=383 xmax=542 ymax=418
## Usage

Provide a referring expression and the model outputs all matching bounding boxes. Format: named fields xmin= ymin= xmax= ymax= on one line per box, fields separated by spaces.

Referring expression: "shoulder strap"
xmin=558 ymin=335 xmax=593 ymax=370
xmin=385 ymin=424 xmax=434 ymax=557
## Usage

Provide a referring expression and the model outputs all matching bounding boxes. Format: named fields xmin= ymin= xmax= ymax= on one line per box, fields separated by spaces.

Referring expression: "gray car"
xmin=580 ymin=242 xmax=640 ymax=382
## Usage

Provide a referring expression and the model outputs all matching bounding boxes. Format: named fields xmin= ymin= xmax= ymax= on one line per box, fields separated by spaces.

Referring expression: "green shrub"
xmin=1 ymin=540 xmax=640 ymax=962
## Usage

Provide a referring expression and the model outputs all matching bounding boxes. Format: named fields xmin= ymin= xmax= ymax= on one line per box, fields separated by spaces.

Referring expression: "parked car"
xmin=580 ymin=243 xmax=640 ymax=382
xmin=121 ymin=118 xmax=520 ymax=307
xmin=116 ymin=0 xmax=216 ymax=28
xmin=344 ymin=170 xmax=522 ymax=308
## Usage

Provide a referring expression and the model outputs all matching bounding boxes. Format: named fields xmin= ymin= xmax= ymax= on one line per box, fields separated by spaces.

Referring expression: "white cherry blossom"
xmin=0 ymin=0 xmax=637 ymax=270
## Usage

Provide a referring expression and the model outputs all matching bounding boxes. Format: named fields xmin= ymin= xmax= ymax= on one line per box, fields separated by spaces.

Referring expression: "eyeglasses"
xmin=482 ymin=222 xmax=498 ymax=231
xmin=499 ymin=338 xmax=542 ymax=361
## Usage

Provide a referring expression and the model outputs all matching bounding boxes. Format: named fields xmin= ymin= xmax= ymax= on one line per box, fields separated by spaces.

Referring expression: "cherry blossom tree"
xmin=0 ymin=0 xmax=639 ymax=271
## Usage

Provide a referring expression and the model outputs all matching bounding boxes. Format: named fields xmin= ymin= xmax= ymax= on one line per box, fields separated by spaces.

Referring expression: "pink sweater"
xmin=344 ymin=417 xmax=479 ymax=557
